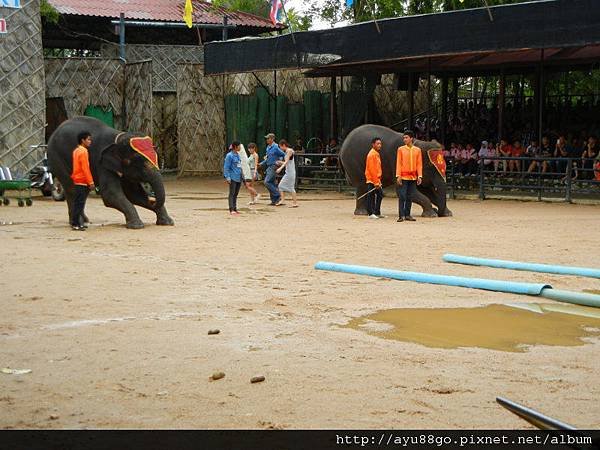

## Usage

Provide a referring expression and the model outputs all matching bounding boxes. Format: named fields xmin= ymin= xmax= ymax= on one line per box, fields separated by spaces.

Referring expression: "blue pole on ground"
xmin=443 ymin=254 xmax=600 ymax=279
xmin=315 ymin=261 xmax=600 ymax=308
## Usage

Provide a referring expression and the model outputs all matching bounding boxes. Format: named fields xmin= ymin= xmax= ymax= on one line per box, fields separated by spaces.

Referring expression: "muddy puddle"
xmin=346 ymin=303 xmax=600 ymax=352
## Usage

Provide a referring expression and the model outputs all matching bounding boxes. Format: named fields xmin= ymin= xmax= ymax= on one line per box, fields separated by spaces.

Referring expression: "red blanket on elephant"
xmin=595 ymin=161 xmax=600 ymax=181
xmin=130 ymin=137 xmax=158 ymax=169
xmin=428 ymin=150 xmax=446 ymax=181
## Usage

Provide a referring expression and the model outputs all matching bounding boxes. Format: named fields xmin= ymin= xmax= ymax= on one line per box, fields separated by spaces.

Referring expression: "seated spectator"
xmin=498 ymin=139 xmax=513 ymax=173
xmin=538 ymin=136 xmax=554 ymax=174
xmin=524 ymin=140 xmax=539 ymax=173
xmin=478 ymin=141 xmax=496 ymax=172
xmin=580 ymin=136 xmax=598 ymax=180
xmin=510 ymin=140 xmax=524 ymax=173
xmin=465 ymin=143 xmax=478 ymax=175
xmin=554 ymin=135 xmax=569 ymax=176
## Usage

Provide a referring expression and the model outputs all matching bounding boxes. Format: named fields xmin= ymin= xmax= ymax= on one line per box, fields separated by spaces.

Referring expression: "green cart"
xmin=0 ymin=179 xmax=33 ymax=207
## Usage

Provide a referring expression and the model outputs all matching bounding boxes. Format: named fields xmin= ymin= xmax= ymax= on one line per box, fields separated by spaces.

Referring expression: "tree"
xmin=212 ymin=0 xmax=312 ymax=31
xmin=310 ymin=0 xmax=540 ymax=28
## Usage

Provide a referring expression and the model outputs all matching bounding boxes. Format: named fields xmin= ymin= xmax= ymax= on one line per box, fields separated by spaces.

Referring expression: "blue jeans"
xmin=264 ymin=165 xmax=280 ymax=204
xmin=396 ymin=180 xmax=417 ymax=218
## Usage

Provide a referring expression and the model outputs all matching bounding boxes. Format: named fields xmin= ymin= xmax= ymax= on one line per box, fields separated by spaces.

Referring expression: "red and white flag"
xmin=0 ymin=19 xmax=7 ymax=34
xmin=269 ymin=0 xmax=283 ymax=25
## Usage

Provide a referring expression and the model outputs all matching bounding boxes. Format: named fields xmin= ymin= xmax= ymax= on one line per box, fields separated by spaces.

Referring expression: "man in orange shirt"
xmin=70 ymin=131 xmax=95 ymax=230
xmin=395 ymin=130 xmax=422 ymax=222
xmin=364 ymin=137 xmax=384 ymax=219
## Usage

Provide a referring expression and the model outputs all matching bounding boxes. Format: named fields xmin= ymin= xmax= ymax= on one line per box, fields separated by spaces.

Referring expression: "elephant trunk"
xmin=146 ymin=168 xmax=166 ymax=211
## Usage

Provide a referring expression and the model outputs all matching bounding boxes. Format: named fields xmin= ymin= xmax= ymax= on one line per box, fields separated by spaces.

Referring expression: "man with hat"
xmin=259 ymin=132 xmax=286 ymax=205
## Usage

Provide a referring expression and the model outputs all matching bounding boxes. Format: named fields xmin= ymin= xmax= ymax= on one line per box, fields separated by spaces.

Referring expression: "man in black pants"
xmin=365 ymin=137 xmax=384 ymax=219
xmin=223 ymin=141 xmax=243 ymax=215
xmin=70 ymin=131 xmax=95 ymax=230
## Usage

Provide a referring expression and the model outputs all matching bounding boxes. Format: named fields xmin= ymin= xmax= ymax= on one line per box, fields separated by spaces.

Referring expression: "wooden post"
xmin=538 ymin=49 xmax=545 ymax=146
xmin=330 ymin=76 xmax=338 ymax=139
xmin=441 ymin=75 xmax=448 ymax=147
xmin=426 ymin=59 xmax=431 ymax=140
xmin=408 ymin=72 xmax=414 ymax=131
xmin=498 ymin=70 xmax=505 ymax=142
xmin=452 ymin=77 xmax=459 ymax=120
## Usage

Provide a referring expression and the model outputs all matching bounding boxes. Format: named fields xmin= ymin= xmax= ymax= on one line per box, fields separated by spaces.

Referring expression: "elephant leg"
xmin=354 ymin=183 xmax=369 ymax=215
xmin=100 ymin=173 xmax=144 ymax=229
xmin=411 ymin=189 xmax=437 ymax=217
xmin=121 ymin=180 xmax=174 ymax=226
xmin=64 ymin=183 xmax=75 ymax=225
xmin=423 ymin=185 xmax=453 ymax=217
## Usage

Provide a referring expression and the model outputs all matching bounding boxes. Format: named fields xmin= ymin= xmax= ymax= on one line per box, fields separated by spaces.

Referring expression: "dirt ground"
xmin=1 ymin=177 xmax=599 ymax=429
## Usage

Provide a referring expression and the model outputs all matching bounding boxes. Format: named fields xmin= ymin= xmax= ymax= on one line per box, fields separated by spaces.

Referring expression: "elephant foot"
xmin=438 ymin=208 xmax=453 ymax=217
xmin=420 ymin=209 xmax=438 ymax=218
xmin=156 ymin=215 xmax=175 ymax=226
xmin=126 ymin=220 xmax=145 ymax=229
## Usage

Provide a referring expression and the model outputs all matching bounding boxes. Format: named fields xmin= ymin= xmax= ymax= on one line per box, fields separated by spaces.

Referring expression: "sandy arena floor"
xmin=1 ymin=178 xmax=599 ymax=429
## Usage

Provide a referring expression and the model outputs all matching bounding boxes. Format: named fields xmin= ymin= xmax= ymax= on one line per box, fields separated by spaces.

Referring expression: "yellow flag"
xmin=183 ymin=0 xmax=193 ymax=28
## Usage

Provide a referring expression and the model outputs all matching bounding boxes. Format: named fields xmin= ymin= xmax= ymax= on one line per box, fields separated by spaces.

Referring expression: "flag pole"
xmin=278 ymin=0 xmax=301 ymax=67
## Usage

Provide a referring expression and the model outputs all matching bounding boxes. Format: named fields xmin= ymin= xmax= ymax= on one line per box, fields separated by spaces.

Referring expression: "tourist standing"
xmin=259 ymin=133 xmax=286 ymax=205
xmin=276 ymin=140 xmax=298 ymax=207
xmin=224 ymin=141 xmax=243 ymax=215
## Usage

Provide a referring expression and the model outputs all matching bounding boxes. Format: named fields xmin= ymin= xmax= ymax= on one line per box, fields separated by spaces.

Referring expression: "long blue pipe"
xmin=314 ymin=262 xmax=600 ymax=308
xmin=314 ymin=262 xmax=550 ymax=295
xmin=443 ymin=253 xmax=600 ymax=279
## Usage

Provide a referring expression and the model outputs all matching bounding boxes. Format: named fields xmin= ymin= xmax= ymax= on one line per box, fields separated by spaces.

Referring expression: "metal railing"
xmin=447 ymin=156 xmax=600 ymax=202
xmin=295 ymin=152 xmax=350 ymax=192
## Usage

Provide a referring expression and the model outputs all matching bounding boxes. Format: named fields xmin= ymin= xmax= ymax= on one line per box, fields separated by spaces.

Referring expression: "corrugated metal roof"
xmin=47 ymin=0 xmax=281 ymax=29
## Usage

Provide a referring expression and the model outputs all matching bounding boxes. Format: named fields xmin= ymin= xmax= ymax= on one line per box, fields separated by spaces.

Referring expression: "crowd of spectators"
xmin=429 ymin=98 xmax=600 ymax=181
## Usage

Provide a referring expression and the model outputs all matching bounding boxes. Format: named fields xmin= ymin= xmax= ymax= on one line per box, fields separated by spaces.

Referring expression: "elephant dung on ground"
xmin=339 ymin=124 xmax=452 ymax=217
xmin=48 ymin=116 xmax=174 ymax=229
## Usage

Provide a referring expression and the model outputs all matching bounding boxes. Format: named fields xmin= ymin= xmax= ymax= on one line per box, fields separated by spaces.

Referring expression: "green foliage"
xmin=40 ymin=0 xmax=60 ymax=24
xmin=285 ymin=8 xmax=312 ymax=32
xmin=310 ymin=0 xmax=541 ymax=27
xmin=212 ymin=0 xmax=271 ymax=18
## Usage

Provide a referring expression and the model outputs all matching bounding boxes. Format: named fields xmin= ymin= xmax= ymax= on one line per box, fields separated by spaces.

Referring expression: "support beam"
xmin=498 ymin=70 xmax=505 ymax=141
xmin=330 ymin=77 xmax=338 ymax=139
xmin=441 ymin=76 xmax=448 ymax=147
xmin=538 ymin=49 xmax=545 ymax=146
xmin=408 ymin=72 xmax=414 ymax=131
xmin=119 ymin=13 xmax=126 ymax=62
xmin=222 ymin=16 xmax=228 ymax=41
xmin=426 ymin=61 xmax=432 ymax=140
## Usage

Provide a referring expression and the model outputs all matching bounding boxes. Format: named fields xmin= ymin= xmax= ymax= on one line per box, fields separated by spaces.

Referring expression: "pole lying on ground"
xmin=315 ymin=262 xmax=549 ymax=295
xmin=443 ymin=254 xmax=600 ymax=279
xmin=314 ymin=262 xmax=600 ymax=308
xmin=496 ymin=397 xmax=576 ymax=430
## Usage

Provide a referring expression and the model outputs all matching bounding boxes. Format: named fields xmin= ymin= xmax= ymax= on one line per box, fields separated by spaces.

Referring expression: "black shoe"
xmin=405 ymin=216 xmax=416 ymax=221
xmin=397 ymin=217 xmax=404 ymax=222
xmin=71 ymin=225 xmax=85 ymax=231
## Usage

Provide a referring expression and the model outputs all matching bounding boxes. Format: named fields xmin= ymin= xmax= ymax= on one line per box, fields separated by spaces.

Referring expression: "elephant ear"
xmin=100 ymin=144 xmax=123 ymax=174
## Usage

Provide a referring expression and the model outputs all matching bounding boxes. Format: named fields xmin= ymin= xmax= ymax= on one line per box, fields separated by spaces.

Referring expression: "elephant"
xmin=47 ymin=116 xmax=174 ymax=229
xmin=339 ymin=124 xmax=452 ymax=217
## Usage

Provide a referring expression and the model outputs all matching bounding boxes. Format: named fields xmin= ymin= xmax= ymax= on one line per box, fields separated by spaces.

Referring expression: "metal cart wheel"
xmin=18 ymin=199 xmax=24 ymax=207
xmin=26 ymin=199 xmax=32 ymax=206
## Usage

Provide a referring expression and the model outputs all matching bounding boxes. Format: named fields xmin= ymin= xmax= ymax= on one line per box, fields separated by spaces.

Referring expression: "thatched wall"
xmin=124 ymin=60 xmax=153 ymax=135
xmin=0 ymin=0 xmax=46 ymax=174
xmin=177 ymin=64 xmax=225 ymax=176
xmin=153 ymin=93 xmax=178 ymax=170
xmin=102 ymin=43 xmax=204 ymax=92
xmin=44 ymin=58 xmax=124 ymax=129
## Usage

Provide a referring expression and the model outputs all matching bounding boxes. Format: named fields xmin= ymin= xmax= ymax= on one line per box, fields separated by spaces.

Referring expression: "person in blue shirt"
xmin=259 ymin=133 xmax=286 ymax=205
xmin=224 ymin=141 xmax=243 ymax=215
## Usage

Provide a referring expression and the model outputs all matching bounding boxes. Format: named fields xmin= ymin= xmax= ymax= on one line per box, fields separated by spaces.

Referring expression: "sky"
xmin=284 ymin=0 xmax=350 ymax=30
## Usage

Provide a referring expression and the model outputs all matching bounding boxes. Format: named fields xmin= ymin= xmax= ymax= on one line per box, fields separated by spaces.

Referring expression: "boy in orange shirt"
xmin=70 ymin=131 xmax=95 ymax=230
xmin=395 ymin=130 xmax=422 ymax=222
xmin=365 ymin=137 xmax=384 ymax=219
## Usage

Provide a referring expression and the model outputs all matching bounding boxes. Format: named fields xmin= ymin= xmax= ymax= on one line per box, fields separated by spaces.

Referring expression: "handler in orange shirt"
xmin=395 ymin=130 xmax=422 ymax=222
xmin=365 ymin=137 xmax=384 ymax=219
xmin=70 ymin=131 xmax=95 ymax=230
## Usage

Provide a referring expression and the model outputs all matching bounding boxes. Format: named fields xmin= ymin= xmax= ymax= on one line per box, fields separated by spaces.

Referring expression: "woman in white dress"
xmin=276 ymin=139 xmax=298 ymax=207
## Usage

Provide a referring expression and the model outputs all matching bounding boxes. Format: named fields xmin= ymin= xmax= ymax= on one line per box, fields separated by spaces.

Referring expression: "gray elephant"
xmin=47 ymin=116 xmax=174 ymax=229
xmin=339 ymin=124 xmax=452 ymax=217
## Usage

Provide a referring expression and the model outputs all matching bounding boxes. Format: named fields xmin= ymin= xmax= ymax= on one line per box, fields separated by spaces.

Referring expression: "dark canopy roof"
xmin=204 ymin=0 xmax=600 ymax=77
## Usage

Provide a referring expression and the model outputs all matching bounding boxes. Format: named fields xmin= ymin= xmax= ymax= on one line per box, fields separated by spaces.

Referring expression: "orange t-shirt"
xmin=365 ymin=148 xmax=382 ymax=186
xmin=511 ymin=146 xmax=524 ymax=157
xmin=71 ymin=145 xmax=94 ymax=186
xmin=396 ymin=145 xmax=423 ymax=180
